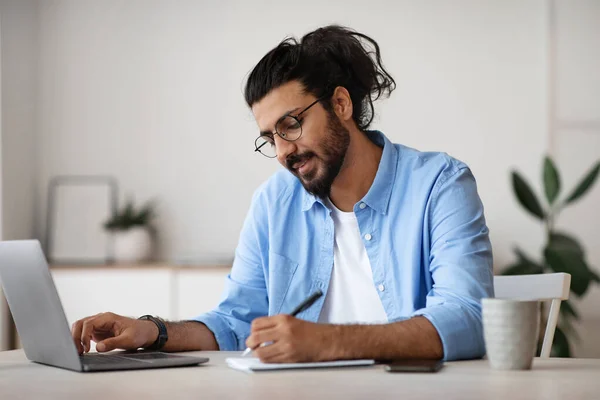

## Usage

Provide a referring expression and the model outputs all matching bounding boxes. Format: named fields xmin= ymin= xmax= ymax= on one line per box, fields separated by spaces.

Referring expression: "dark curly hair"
xmin=244 ymin=25 xmax=396 ymax=131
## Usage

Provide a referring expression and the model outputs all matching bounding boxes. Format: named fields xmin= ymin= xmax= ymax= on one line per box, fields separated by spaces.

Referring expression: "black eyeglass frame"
xmin=254 ymin=94 xmax=330 ymax=158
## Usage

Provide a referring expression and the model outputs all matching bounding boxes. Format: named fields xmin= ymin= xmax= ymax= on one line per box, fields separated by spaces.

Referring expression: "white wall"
xmin=35 ymin=0 xmax=549 ymax=266
xmin=0 ymin=0 xmax=39 ymax=351
xmin=552 ymin=0 xmax=600 ymax=357
xmin=0 ymin=1 xmax=4 ymax=352
xmin=1 ymin=0 xmax=38 ymax=242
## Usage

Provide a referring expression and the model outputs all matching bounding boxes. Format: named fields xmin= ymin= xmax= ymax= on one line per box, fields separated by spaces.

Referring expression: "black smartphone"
xmin=384 ymin=359 xmax=444 ymax=373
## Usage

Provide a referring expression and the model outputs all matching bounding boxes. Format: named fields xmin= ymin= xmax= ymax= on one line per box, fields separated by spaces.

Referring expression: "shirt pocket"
xmin=267 ymin=252 xmax=299 ymax=315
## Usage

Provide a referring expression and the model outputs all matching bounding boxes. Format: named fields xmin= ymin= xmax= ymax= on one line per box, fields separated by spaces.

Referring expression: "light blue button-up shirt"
xmin=194 ymin=130 xmax=494 ymax=361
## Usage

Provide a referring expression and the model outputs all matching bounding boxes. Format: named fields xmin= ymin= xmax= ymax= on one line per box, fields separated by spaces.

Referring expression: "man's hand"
xmin=71 ymin=312 xmax=158 ymax=354
xmin=245 ymin=315 xmax=337 ymax=363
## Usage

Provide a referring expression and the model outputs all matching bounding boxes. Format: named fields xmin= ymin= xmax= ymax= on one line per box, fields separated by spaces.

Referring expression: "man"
xmin=72 ymin=25 xmax=494 ymax=363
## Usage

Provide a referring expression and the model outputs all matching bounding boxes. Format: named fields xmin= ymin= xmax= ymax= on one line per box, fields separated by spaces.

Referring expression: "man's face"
xmin=252 ymin=81 xmax=350 ymax=198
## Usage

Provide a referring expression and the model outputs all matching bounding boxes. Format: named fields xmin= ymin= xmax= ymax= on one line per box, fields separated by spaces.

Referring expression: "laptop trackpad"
xmin=120 ymin=353 xmax=182 ymax=363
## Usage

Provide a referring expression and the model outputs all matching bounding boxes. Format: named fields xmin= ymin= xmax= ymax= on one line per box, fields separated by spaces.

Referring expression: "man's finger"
xmin=250 ymin=316 xmax=278 ymax=332
xmin=91 ymin=330 xmax=114 ymax=343
xmin=71 ymin=316 xmax=96 ymax=354
xmin=71 ymin=320 xmax=84 ymax=354
xmin=80 ymin=314 xmax=117 ymax=353
xmin=261 ymin=352 xmax=295 ymax=364
xmin=72 ymin=313 xmax=105 ymax=354
xmin=96 ymin=335 xmax=128 ymax=353
xmin=245 ymin=327 xmax=278 ymax=350
xmin=254 ymin=341 xmax=285 ymax=363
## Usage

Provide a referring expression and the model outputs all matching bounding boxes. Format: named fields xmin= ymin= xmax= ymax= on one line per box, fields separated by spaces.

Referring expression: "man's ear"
xmin=330 ymin=86 xmax=353 ymax=121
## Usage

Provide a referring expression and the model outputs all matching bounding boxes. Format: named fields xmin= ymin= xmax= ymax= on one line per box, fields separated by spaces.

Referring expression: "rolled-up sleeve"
xmin=412 ymin=165 xmax=494 ymax=361
xmin=192 ymin=188 xmax=269 ymax=351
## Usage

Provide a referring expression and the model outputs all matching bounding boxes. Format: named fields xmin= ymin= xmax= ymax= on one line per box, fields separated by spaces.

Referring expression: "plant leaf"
xmin=502 ymin=247 xmax=545 ymax=275
xmin=502 ymin=262 xmax=544 ymax=275
xmin=550 ymin=325 xmax=571 ymax=357
xmin=559 ymin=318 xmax=581 ymax=344
xmin=590 ymin=269 xmax=600 ymax=283
xmin=560 ymin=300 xmax=579 ymax=320
xmin=544 ymin=246 xmax=591 ymax=296
xmin=549 ymin=232 xmax=584 ymax=255
xmin=565 ymin=161 xmax=600 ymax=204
xmin=511 ymin=171 xmax=545 ymax=220
xmin=513 ymin=247 xmax=539 ymax=265
xmin=546 ymin=235 xmax=598 ymax=294
xmin=543 ymin=156 xmax=561 ymax=205
xmin=102 ymin=197 xmax=155 ymax=231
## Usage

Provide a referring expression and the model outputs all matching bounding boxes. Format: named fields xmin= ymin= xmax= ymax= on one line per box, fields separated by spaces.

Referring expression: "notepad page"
xmin=225 ymin=357 xmax=374 ymax=372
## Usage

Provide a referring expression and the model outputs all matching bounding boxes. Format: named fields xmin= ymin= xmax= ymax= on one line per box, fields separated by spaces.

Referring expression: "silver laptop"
xmin=0 ymin=240 xmax=209 ymax=372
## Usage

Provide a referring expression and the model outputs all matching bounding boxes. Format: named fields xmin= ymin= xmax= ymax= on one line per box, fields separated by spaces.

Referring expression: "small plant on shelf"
xmin=103 ymin=198 xmax=157 ymax=263
xmin=104 ymin=199 xmax=156 ymax=232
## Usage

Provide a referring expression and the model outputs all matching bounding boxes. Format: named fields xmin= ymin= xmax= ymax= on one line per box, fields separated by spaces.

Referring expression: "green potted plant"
xmin=104 ymin=198 xmax=157 ymax=263
xmin=504 ymin=156 xmax=600 ymax=357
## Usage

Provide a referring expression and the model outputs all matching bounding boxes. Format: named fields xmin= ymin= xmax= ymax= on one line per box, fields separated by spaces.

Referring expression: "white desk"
xmin=1 ymin=350 xmax=599 ymax=399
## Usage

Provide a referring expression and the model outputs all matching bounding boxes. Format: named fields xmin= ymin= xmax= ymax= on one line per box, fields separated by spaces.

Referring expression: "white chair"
xmin=493 ymin=272 xmax=571 ymax=358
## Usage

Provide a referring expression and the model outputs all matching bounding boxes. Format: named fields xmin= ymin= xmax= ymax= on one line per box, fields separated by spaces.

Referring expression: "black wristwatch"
xmin=138 ymin=315 xmax=168 ymax=351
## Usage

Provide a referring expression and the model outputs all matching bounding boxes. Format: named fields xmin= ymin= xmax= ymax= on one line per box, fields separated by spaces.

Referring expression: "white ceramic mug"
xmin=481 ymin=298 xmax=540 ymax=370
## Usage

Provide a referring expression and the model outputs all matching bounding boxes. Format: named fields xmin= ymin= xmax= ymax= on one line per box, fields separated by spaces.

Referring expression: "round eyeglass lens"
xmin=254 ymin=135 xmax=277 ymax=158
xmin=275 ymin=116 xmax=302 ymax=141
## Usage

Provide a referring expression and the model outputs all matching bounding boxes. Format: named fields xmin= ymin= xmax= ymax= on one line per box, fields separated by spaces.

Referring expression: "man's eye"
xmin=277 ymin=116 xmax=302 ymax=134
xmin=288 ymin=118 xmax=302 ymax=130
xmin=291 ymin=119 xmax=302 ymax=129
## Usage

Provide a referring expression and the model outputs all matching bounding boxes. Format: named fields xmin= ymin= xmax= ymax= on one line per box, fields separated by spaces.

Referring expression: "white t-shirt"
xmin=318 ymin=199 xmax=389 ymax=324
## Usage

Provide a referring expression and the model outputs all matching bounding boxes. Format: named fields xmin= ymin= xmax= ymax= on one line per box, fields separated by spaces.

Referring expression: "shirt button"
xmin=378 ymin=284 xmax=385 ymax=292
xmin=359 ymin=202 xmax=366 ymax=209
xmin=364 ymin=233 xmax=372 ymax=241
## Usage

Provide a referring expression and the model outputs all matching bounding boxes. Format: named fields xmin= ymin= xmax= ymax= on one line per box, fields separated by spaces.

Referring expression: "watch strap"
xmin=138 ymin=315 xmax=168 ymax=351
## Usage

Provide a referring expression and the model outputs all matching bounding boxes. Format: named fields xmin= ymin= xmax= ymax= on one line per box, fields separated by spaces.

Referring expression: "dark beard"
xmin=285 ymin=112 xmax=350 ymax=198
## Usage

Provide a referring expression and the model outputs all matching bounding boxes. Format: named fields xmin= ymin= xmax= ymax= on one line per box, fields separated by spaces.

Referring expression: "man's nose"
xmin=275 ymin=136 xmax=297 ymax=164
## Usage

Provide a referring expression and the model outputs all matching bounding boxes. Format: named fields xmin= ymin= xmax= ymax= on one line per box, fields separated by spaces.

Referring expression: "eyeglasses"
xmin=254 ymin=94 xmax=329 ymax=158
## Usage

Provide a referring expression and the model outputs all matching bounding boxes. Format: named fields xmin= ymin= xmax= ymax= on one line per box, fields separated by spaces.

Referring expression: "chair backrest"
xmin=494 ymin=273 xmax=570 ymax=301
xmin=492 ymin=273 xmax=571 ymax=358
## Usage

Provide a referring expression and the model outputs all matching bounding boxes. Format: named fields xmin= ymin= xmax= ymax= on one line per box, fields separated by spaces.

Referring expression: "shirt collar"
xmin=301 ymin=130 xmax=398 ymax=214
xmin=301 ymin=190 xmax=323 ymax=212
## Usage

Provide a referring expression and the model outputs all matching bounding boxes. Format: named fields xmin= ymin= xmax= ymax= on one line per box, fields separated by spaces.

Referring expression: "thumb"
xmin=96 ymin=337 xmax=123 ymax=353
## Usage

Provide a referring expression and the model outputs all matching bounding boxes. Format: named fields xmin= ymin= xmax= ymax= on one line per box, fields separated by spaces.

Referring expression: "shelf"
xmin=50 ymin=263 xmax=231 ymax=271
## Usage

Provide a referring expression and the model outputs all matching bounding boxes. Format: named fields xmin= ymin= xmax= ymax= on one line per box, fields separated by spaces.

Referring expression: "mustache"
xmin=286 ymin=152 xmax=316 ymax=170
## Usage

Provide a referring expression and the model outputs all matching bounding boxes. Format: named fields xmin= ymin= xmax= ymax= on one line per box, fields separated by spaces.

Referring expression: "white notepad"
xmin=225 ymin=357 xmax=375 ymax=372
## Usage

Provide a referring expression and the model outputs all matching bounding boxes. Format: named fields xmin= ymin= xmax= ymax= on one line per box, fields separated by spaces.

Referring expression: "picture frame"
xmin=45 ymin=175 xmax=119 ymax=265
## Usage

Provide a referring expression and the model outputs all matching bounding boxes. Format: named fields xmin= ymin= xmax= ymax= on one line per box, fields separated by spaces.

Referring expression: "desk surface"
xmin=1 ymin=350 xmax=599 ymax=399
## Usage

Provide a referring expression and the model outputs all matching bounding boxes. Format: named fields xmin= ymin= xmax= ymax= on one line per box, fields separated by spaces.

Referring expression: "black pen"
xmin=289 ymin=289 xmax=324 ymax=316
xmin=241 ymin=289 xmax=324 ymax=356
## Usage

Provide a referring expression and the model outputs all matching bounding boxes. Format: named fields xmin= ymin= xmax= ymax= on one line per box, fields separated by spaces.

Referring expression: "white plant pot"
xmin=112 ymin=227 xmax=153 ymax=263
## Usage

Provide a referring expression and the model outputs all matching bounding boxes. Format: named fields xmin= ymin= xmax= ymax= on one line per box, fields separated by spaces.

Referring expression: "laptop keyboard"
xmin=81 ymin=353 xmax=176 ymax=365
xmin=120 ymin=353 xmax=176 ymax=360
xmin=81 ymin=355 xmax=134 ymax=365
